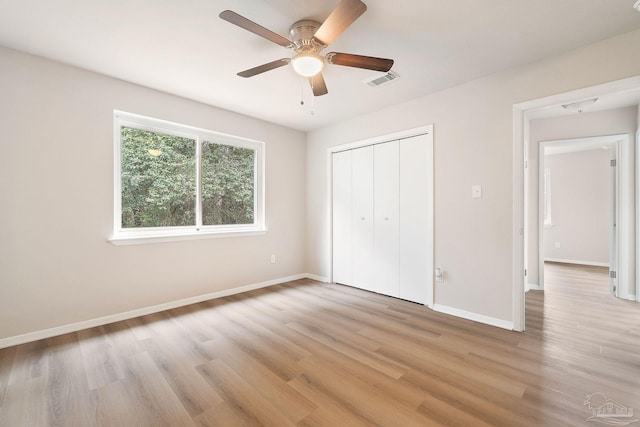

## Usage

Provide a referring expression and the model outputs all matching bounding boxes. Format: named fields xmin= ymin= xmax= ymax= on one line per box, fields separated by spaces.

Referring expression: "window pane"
xmin=202 ymin=142 xmax=255 ymax=225
xmin=121 ymin=127 xmax=196 ymax=228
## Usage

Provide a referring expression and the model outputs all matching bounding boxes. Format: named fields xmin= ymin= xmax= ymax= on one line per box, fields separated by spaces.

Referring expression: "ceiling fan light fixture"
xmin=291 ymin=53 xmax=324 ymax=77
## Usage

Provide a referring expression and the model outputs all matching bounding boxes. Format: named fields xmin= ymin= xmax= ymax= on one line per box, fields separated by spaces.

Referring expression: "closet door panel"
xmin=351 ymin=145 xmax=375 ymax=291
xmin=332 ymin=150 xmax=352 ymax=285
xmin=373 ymin=141 xmax=400 ymax=297
xmin=399 ymin=134 xmax=433 ymax=305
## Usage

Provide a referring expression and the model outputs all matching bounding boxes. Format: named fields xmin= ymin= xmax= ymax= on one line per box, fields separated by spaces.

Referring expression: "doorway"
xmin=512 ymin=76 xmax=640 ymax=331
xmin=536 ymin=135 xmax=627 ymax=297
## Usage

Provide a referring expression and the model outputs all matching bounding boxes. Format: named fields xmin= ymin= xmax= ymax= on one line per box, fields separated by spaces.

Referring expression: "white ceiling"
xmin=1 ymin=0 xmax=639 ymax=131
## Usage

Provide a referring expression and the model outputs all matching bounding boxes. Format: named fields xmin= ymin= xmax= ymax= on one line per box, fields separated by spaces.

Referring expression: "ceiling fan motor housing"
xmin=290 ymin=20 xmax=324 ymax=52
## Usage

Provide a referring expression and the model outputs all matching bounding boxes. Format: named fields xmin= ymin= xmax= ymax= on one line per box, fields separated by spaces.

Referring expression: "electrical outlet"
xmin=555 ymin=242 xmax=561 ymax=249
xmin=435 ymin=267 xmax=444 ymax=283
xmin=270 ymin=254 xmax=276 ymax=264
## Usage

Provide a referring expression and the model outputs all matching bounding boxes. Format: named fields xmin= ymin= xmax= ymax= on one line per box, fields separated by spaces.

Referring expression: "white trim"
xmin=432 ymin=304 xmax=514 ymax=331
xmin=538 ymin=144 xmax=546 ymax=291
xmin=617 ymin=288 xmax=636 ymax=301
xmin=512 ymin=107 xmax=526 ymax=331
xmin=526 ymin=283 xmax=542 ymax=291
xmin=326 ymin=149 xmax=334 ymax=284
xmin=544 ymin=258 xmax=610 ymax=267
xmin=637 ymin=126 xmax=640 ymax=302
xmin=514 ymin=76 xmax=640 ymax=112
xmin=543 ymin=135 xmax=621 ymax=155
xmin=542 ymin=167 xmax=552 ymax=226
xmin=0 ymin=273 xmax=322 ymax=349
xmin=306 ymin=273 xmax=331 ymax=283
xmin=109 ymin=228 xmax=267 ymax=245
xmin=329 ymin=125 xmax=433 ymax=153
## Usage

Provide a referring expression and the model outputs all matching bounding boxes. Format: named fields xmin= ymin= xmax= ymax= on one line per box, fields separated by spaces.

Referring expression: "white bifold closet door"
xmin=331 ymin=150 xmax=352 ymax=286
xmin=331 ymin=132 xmax=433 ymax=305
xmin=351 ymin=145 xmax=375 ymax=291
xmin=372 ymin=141 xmax=400 ymax=297
xmin=399 ymin=134 xmax=432 ymax=304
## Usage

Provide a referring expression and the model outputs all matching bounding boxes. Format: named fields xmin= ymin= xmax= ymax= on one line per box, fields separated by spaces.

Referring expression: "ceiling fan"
xmin=219 ymin=0 xmax=394 ymax=96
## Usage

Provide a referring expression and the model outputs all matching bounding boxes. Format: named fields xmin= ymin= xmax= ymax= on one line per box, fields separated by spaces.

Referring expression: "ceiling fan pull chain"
xmin=311 ymin=87 xmax=315 ymax=115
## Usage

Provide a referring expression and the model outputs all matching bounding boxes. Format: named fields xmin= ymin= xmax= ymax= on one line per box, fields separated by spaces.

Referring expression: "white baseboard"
xmin=544 ymin=258 xmax=609 ymax=267
xmin=305 ymin=273 xmax=330 ymax=283
xmin=432 ymin=304 xmax=514 ymax=331
xmin=526 ymin=283 xmax=542 ymax=291
xmin=0 ymin=273 xmax=321 ymax=349
xmin=617 ymin=289 xmax=636 ymax=301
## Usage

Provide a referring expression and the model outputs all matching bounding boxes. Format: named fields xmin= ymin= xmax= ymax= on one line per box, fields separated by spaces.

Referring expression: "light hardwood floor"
xmin=0 ymin=262 xmax=639 ymax=426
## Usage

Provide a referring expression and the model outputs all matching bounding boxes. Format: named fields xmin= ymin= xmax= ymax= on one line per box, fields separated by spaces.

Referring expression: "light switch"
xmin=472 ymin=185 xmax=482 ymax=198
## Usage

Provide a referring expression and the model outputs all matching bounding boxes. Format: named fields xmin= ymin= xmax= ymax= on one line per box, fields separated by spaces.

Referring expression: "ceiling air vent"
xmin=363 ymin=70 xmax=399 ymax=88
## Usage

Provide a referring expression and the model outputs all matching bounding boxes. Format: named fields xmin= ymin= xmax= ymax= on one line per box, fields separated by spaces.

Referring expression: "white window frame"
xmin=110 ymin=111 xmax=266 ymax=245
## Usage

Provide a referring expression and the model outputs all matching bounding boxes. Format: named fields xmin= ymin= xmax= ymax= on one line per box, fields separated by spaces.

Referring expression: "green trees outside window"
xmin=120 ymin=127 xmax=255 ymax=229
xmin=202 ymin=141 xmax=255 ymax=225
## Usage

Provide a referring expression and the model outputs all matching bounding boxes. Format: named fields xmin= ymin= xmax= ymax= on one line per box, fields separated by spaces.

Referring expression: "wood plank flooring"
xmin=0 ymin=262 xmax=639 ymax=426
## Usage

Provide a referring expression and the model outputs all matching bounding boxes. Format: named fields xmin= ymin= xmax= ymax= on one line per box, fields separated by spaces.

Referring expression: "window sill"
xmin=109 ymin=228 xmax=267 ymax=246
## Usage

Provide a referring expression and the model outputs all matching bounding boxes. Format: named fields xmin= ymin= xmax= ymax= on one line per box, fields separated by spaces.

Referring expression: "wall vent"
xmin=363 ymin=70 xmax=399 ymax=87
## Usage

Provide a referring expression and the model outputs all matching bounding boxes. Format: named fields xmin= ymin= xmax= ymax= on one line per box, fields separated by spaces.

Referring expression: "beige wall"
xmin=3 ymin=30 xmax=640 ymax=341
xmin=543 ymin=149 xmax=611 ymax=264
xmin=306 ymin=29 xmax=640 ymax=324
xmin=527 ymin=107 xmax=637 ymax=287
xmin=0 ymin=47 xmax=307 ymax=340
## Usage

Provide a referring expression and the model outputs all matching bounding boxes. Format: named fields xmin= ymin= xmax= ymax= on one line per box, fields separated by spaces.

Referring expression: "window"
xmin=543 ymin=167 xmax=552 ymax=226
xmin=111 ymin=111 xmax=265 ymax=244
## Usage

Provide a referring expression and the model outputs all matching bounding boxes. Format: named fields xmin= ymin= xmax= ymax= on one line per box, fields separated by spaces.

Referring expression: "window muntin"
xmin=112 ymin=111 xmax=265 ymax=242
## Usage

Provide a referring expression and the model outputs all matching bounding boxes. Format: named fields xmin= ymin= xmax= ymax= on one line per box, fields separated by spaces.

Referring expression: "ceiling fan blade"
xmin=219 ymin=10 xmax=292 ymax=48
xmin=326 ymin=52 xmax=393 ymax=72
xmin=309 ymin=73 xmax=328 ymax=96
xmin=237 ymin=59 xmax=290 ymax=78
xmin=312 ymin=0 xmax=367 ymax=46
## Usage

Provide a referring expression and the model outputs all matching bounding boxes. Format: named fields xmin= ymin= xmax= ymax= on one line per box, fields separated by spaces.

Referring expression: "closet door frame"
xmin=327 ymin=125 xmax=434 ymax=307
